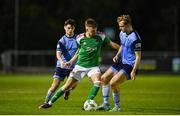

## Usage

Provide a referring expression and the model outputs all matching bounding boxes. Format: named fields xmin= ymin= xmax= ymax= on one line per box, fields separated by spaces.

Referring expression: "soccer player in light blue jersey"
xmin=39 ymin=18 xmax=78 ymax=108
xmin=97 ymin=15 xmax=141 ymax=112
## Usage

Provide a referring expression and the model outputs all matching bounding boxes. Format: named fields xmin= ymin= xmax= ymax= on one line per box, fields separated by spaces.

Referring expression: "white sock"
xmin=45 ymin=90 xmax=53 ymax=103
xmin=102 ymin=85 xmax=110 ymax=105
xmin=112 ymin=92 xmax=120 ymax=108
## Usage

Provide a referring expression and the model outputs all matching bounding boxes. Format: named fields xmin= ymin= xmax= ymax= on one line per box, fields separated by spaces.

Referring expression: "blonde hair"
xmin=117 ymin=15 xmax=132 ymax=25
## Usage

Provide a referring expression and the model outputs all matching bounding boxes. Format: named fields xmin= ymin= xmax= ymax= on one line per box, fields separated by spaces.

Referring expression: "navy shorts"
xmin=111 ymin=62 xmax=133 ymax=80
xmin=53 ymin=67 xmax=72 ymax=81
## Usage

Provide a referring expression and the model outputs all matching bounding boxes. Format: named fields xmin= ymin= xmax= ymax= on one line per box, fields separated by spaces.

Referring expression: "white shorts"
xmin=68 ymin=65 xmax=101 ymax=81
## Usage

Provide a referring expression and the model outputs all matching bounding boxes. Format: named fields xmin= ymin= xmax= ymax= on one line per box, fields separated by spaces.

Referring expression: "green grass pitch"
xmin=0 ymin=73 xmax=180 ymax=115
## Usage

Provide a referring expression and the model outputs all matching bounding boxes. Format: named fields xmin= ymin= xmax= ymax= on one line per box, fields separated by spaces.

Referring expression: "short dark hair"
xmin=85 ymin=18 xmax=98 ymax=28
xmin=64 ymin=18 xmax=76 ymax=26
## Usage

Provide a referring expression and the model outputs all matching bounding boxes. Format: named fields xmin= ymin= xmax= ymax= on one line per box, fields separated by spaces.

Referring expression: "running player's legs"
xmin=44 ymin=76 xmax=78 ymax=107
xmin=63 ymin=65 xmax=87 ymax=100
xmin=109 ymin=63 xmax=133 ymax=111
xmin=45 ymin=67 xmax=71 ymax=103
xmin=49 ymin=78 xmax=60 ymax=92
xmin=86 ymin=67 xmax=101 ymax=100
xmin=110 ymin=71 xmax=127 ymax=92
xmin=39 ymin=67 xmax=71 ymax=108
xmin=96 ymin=68 xmax=115 ymax=111
xmin=50 ymin=67 xmax=69 ymax=92
xmin=63 ymin=76 xmax=79 ymax=91
xmin=88 ymin=66 xmax=101 ymax=85
xmin=101 ymin=67 xmax=115 ymax=85
xmin=110 ymin=62 xmax=132 ymax=93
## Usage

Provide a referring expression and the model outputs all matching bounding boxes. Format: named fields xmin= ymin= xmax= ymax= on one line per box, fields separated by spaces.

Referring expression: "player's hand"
xmin=130 ymin=71 xmax=136 ymax=80
xmin=65 ymin=61 xmax=72 ymax=67
xmin=113 ymin=55 xmax=119 ymax=63
xmin=60 ymin=61 xmax=66 ymax=68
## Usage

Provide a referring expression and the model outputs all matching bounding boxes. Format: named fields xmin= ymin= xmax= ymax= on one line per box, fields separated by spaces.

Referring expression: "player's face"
xmin=64 ymin=24 xmax=75 ymax=37
xmin=85 ymin=26 xmax=97 ymax=37
xmin=118 ymin=21 xmax=127 ymax=32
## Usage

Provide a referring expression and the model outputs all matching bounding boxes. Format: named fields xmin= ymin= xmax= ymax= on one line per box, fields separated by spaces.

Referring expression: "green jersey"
xmin=76 ymin=32 xmax=110 ymax=68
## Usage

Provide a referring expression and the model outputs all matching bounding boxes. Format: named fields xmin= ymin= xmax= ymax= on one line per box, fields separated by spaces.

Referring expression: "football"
xmin=83 ymin=99 xmax=97 ymax=111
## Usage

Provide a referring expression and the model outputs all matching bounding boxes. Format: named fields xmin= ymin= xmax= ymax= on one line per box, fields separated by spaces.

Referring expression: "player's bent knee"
xmin=109 ymin=81 xmax=117 ymax=88
xmin=101 ymin=76 xmax=109 ymax=84
xmin=100 ymin=76 xmax=105 ymax=83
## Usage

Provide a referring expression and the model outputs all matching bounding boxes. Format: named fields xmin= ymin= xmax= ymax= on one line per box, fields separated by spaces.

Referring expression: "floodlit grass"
xmin=0 ymin=73 xmax=180 ymax=115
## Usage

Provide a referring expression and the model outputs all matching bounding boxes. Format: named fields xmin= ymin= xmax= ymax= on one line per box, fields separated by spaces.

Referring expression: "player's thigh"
xmin=63 ymin=77 xmax=78 ymax=90
xmin=50 ymin=78 xmax=61 ymax=89
xmin=90 ymin=73 xmax=101 ymax=83
xmin=101 ymin=67 xmax=115 ymax=84
xmin=110 ymin=71 xmax=127 ymax=86
xmin=88 ymin=67 xmax=101 ymax=83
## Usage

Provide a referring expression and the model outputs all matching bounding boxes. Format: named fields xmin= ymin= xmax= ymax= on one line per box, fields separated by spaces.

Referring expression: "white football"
xmin=83 ymin=99 xmax=97 ymax=111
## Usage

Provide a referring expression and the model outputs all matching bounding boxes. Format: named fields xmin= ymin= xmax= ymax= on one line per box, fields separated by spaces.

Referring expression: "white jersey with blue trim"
xmin=56 ymin=34 xmax=77 ymax=69
xmin=119 ymin=31 xmax=141 ymax=66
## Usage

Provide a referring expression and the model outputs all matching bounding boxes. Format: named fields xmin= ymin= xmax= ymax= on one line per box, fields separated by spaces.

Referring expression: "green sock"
xmin=87 ymin=85 xmax=100 ymax=100
xmin=50 ymin=88 xmax=64 ymax=103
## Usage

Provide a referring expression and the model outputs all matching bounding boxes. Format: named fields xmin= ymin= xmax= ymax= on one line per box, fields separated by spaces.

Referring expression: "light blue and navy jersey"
xmin=119 ymin=31 xmax=141 ymax=66
xmin=56 ymin=34 xmax=78 ymax=69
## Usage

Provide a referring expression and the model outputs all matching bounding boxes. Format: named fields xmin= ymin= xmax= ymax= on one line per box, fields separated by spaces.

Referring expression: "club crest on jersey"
xmin=83 ymin=42 xmax=87 ymax=45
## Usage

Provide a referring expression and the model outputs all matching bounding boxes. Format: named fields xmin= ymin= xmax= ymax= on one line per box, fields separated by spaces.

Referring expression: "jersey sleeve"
xmin=98 ymin=32 xmax=110 ymax=45
xmin=56 ymin=37 xmax=65 ymax=51
xmin=132 ymin=39 xmax=141 ymax=51
xmin=76 ymin=33 xmax=84 ymax=48
xmin=103 ymin=36 xmax=111 ymax=45
xmin=76 ymin=41 xmax=81 ymax=48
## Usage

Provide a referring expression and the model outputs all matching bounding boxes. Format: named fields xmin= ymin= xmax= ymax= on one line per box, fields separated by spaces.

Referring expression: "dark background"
xmin=0 ymin=0 xmax=180 ymax=54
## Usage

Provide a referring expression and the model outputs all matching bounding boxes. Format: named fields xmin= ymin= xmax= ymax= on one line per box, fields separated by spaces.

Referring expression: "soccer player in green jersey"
xmin=40 ymin=18 xmax=119 ymax=109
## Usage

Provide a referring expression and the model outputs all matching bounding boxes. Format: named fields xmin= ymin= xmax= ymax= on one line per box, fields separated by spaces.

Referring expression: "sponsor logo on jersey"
xmin=86 ymin=47 xmax=97 ymax=52
xmin=83 ymin=42 xmax=87 ymax=45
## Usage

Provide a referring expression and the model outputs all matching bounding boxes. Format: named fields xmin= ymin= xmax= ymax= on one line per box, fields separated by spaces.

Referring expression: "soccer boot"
xmin=109 ymin=106 xmax=121 ymax=112
xmin=39 ymin=103 xmax=52 ymax=109
xmin=64 ymin=90 xmax=70 ymax=100
xmin=96 ymin=103 xmax=110 ymax=111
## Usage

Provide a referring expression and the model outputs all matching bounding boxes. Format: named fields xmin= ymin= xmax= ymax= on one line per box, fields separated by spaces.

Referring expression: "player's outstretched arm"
xmin=113 ymin=46 xmax=122 ymax=63
xmin=108 ymin=41 xmax=120 ymax=50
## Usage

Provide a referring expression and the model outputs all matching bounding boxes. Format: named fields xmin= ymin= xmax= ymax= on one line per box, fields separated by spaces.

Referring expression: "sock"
xmin=112 ymin=92 xmax=120 ymax=108
xmin=49 ymin=87 xmax=65 ymax=104
xmin=102 ymin=85 xmax=110 ymax=105
xmin=87 ymin=85 xmax=100 ymax=100
xmin=45 ymin=90 xmax=53 ymax=103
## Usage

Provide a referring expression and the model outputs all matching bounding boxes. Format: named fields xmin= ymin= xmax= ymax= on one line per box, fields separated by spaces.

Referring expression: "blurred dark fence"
xmin=1 ymin=50 xmax=180 ymax=74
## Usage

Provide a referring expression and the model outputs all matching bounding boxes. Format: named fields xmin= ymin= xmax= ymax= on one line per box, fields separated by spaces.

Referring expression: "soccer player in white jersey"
xmin=39 ymin=18 xmax=120 ymax=109
xmin=97 ymin=15 xmax=141 ymax=112
xmin=39 ymin=19 xmax=78 ymax=108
